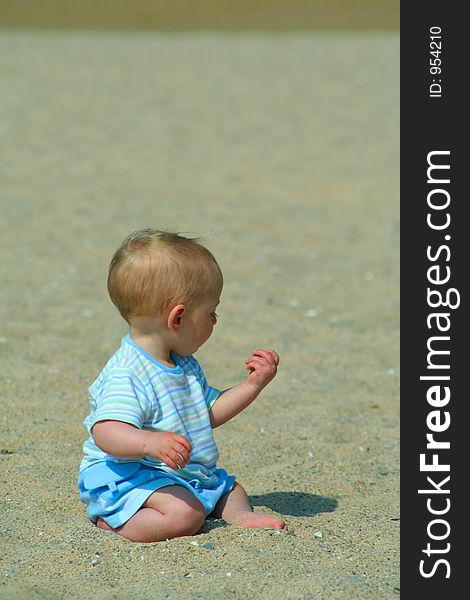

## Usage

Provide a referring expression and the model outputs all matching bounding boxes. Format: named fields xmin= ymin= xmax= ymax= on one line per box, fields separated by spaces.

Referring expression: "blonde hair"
xmin=107 ymin=229 xmax=223 ymax=323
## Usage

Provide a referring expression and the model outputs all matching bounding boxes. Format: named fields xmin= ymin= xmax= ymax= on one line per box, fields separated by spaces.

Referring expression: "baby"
xmin=78 ymin=229 xmax=286 ymax=542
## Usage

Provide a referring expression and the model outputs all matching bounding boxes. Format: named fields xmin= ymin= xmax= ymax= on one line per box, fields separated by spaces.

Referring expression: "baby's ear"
xmin=168 ymin=304 xmax=186 ymax=330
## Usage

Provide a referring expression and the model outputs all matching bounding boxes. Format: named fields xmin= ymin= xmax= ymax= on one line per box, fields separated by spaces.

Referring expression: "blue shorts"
xmin=77 ymin=461 xmax=236 ymax=529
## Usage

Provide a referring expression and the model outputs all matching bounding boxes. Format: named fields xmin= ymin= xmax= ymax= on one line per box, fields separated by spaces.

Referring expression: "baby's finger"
xmin=270 ymin=350 xmax=280 ymax=365
xmin=175 ymin=434 xmax=192 ymax=453
xmin=172 ymin=450 xmax=186 ymax=469
xmin=252 ymin=349 xmax=279 ymax=365
xmin=246 ymin=353 xmax=269 ymax=362
xmin=164 ymin=456 xmax=181 ymax=471
xmin=246 ymin=355 xmax=267 ymax=364
xmin=175 ymin=443 xmax=190 ymax=464
xmin=245 ymin=357 xmax=268 ymax=370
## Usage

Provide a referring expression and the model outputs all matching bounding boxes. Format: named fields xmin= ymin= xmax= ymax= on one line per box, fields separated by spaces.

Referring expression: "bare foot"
xmin=96 ymin=517 xmax=114 ymax=531
xmin=232 ymin=512 xmax=287 ymax=530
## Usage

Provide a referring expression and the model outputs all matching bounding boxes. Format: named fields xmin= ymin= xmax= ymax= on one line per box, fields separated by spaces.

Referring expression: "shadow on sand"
xmin=249 ymin=491 xmax=337 ymax=517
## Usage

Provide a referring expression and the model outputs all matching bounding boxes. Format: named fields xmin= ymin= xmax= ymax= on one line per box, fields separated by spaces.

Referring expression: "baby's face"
xmin=177 ymin=293 xmax=221 ymax=356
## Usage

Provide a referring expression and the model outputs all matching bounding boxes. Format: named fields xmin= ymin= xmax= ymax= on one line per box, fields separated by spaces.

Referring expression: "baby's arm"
xmin=92 ymin=420 xmax=192 ymax=470
xmin=209 ymin=349 xmax=279 ymax=428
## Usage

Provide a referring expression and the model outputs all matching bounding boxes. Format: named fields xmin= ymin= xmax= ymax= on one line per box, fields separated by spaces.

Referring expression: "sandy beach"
xmin=0 ymin=31 xmax=399 ymax=598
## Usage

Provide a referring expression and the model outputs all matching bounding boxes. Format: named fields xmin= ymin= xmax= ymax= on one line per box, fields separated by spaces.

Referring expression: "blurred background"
xmin=1 ymin=0 xmax=398 ymax=31
xmin=1 ymin=2 xmax=399 ymax=599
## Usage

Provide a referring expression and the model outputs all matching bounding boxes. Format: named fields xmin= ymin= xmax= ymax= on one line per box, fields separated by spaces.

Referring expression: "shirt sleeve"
xmin=192 ymin=358 xmax=220 ymax=410
xmin=205 ymin=382 xmax=220 ymax=410
xmin=90 ymin=368 xmax=150 ymax=430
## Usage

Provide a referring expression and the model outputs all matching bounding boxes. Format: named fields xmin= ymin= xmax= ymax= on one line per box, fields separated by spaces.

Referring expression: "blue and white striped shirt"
xmin=80 ymin=335 xmax=221 ymax=486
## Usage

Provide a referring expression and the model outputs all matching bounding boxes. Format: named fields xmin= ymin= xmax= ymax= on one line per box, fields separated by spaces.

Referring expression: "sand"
xmin=0 ymin=31 xmax=399 ymax=599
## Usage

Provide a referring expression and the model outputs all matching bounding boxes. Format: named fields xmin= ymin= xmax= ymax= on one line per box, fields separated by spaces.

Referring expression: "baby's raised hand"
xmin=148 ymin=431 xmax=192 ymax=471
xmin=245 ymin=349 xmax=280 ymax=390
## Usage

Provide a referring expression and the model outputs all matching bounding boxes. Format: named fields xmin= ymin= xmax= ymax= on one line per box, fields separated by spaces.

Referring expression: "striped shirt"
xmin=80 ymin=335 xmax=221 ymax=486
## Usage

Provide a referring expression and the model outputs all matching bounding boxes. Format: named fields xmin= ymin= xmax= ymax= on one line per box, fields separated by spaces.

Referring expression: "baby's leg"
xmin=212 ymin=482 xmax=287 ymax=530
xmin=97 ymin=484 xmax=205 ymax=543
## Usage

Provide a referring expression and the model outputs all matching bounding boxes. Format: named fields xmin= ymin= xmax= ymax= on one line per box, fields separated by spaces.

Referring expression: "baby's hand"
xmin=146 ymin=431 xmax=192 ymax=471
xmin=245 ymin=349 xmax=280 ymax=391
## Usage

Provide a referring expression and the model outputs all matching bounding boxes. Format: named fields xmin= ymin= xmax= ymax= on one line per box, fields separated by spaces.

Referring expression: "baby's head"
xmin=107 ymin=229 xmax=223 ymax=325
